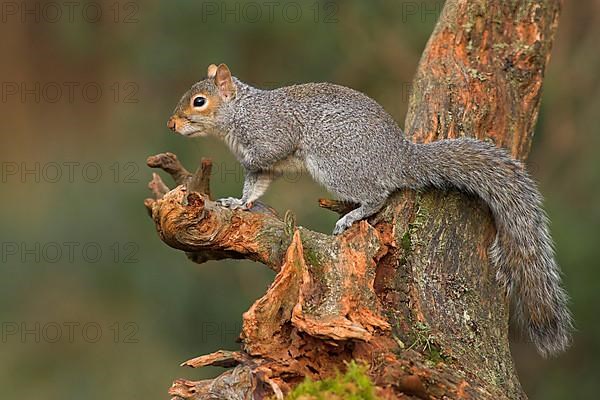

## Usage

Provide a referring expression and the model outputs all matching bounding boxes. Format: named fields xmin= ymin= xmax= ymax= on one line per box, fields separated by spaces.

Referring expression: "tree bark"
xmin=145 ymin=1 xmax=561 ymax=398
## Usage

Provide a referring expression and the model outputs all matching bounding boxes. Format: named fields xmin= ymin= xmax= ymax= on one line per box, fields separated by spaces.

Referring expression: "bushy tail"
xmin=411 ymin=138 xmax=572 ymax=356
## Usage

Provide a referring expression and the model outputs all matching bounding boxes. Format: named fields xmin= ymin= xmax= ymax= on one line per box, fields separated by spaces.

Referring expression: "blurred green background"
xmin=0 ymin=0 xmax=597 ymax=398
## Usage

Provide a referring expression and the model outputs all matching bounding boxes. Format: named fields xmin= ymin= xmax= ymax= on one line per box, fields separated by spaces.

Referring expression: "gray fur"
xmin=172 ymin=76 xmax=573 ymax=356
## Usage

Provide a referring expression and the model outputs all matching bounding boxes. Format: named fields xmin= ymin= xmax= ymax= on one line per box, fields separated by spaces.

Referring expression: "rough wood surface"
xmin=405 ymin=0 xmax=561 ymax=160
xmin=144 ymin=1 xmax=562 ymax=398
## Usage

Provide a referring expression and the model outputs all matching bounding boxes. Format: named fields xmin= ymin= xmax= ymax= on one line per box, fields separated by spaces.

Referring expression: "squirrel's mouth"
xmin=177 ymin=124 xmax=207 ymax=138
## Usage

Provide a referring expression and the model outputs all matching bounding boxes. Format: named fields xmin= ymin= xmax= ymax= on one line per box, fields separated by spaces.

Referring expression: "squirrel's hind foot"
xmin=333 ymin=215 xmax=355 ymax=235
xmin=332 ymin=195 xmax=389 ymax=235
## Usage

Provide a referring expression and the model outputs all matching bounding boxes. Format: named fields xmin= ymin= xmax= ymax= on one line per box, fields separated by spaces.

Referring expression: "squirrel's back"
xmin=261 ymin=83 xmax=414 ymax=199
xmin=265 ymin=82 xmax=404 ymax=140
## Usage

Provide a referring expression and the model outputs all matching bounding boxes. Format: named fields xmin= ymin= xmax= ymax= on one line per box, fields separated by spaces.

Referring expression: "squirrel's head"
xmin=167 ymin=63 xmax=236 ymax=137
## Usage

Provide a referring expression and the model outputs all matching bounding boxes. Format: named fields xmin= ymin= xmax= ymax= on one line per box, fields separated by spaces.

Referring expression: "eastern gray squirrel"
xmin=167 ymin=63 xmax=572 ymax=357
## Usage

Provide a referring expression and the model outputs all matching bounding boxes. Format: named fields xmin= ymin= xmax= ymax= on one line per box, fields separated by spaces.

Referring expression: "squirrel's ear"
xmin=214 ymin=64 xmax=236 ymax=100
xmin=207 ymin=64 xmax=218 ymax=79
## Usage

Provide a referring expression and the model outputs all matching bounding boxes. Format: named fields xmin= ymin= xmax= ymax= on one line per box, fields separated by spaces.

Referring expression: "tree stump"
xmin=144 ymin=0 xmax=562 ymax=398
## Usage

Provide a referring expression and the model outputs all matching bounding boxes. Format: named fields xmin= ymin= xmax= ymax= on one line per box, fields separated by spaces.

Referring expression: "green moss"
xmin=284 ymin=210 xmax=297 ymax=237
xmin=492 ymin=42 xmax=509 ymax=50
xmin=401 ymin=231 xmax=412 ymax=252
xmin=285 ymin=361 xmax=381 ymax=400
xmin=406 ymin=196 xmax=429 ymax=248
xmin=408 ymin=322 xmax=433 ymax=350
xmin=407 ymin=322 xmax=449 ymax=365
xmin=396 ymin=193 xmax=430 ymax=265
xmin=467 ymin=68 xmax=488 ymax=81
xmin=427 ymin=347 xmax=445 ymax=364
xmin=303 ymin=247 xmax=322 ymax=268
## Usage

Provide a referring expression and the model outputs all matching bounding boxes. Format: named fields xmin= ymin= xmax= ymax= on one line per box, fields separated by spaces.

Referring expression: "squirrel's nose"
xmin=167 ymin=117 xmax=177 ymax=132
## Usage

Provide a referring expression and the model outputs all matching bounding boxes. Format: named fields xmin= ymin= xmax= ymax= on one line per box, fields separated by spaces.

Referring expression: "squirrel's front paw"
xmin=216 ymin=197 xmax=250 ymax=210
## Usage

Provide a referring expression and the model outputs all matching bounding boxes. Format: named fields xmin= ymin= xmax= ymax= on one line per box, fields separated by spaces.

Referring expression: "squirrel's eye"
xmin=193 ymin=96 xmax=207 ymax=108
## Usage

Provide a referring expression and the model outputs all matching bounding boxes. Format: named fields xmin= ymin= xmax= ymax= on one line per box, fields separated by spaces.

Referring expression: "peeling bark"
xmin=145 ymin=0 xmax=561 ymax=398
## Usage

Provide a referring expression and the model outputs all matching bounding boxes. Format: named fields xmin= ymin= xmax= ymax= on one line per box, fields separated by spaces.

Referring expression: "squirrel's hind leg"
xmin=332 ymin=193 xmax=389 ymax=235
